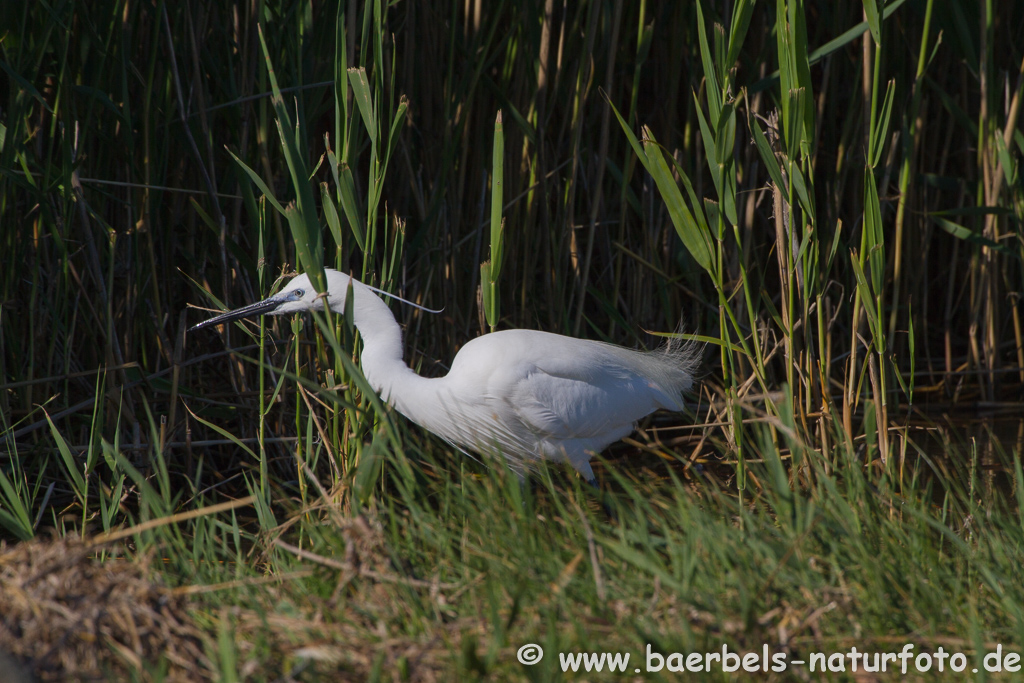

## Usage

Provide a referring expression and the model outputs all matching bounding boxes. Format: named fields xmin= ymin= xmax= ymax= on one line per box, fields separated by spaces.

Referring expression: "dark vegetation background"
xmin=3 ymin=1 xmax=1021 ymax=443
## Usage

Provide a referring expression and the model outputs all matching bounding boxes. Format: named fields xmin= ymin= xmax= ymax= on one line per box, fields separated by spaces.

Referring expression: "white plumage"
xmin=193 ymin=269 xmax=698 ymax=482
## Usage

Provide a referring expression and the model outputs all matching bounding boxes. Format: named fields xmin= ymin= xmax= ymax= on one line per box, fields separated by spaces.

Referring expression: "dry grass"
xmin=0 ymin=514 xmax=485 ymax=681
xmin=0 ymin=536 xmax=210 ymax=681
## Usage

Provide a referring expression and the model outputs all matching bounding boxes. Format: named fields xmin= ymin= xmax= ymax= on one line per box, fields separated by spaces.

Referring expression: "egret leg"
xmin=580 ymin=470 xmax=618 ymax=521
xmin=576 ymin=460 xmax=596 ymax=484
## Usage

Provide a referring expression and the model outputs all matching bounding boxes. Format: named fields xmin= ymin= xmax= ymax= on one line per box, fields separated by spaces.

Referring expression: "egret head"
xmin=267 ymin=273 xmax=327 ymax=314
xmin=191 ymin=269 xmax=438 ymax=334
xmin=190 ymin=270 xmax=353 ymax=332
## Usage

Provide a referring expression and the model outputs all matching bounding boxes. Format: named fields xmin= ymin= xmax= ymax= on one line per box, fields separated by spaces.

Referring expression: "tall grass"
xmin=1 ymin=0 xmax=1023 ymax=678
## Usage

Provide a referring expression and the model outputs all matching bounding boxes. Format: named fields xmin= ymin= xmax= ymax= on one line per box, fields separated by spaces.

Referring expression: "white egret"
xmin=192 ymin=269 xmax=698 ymax=483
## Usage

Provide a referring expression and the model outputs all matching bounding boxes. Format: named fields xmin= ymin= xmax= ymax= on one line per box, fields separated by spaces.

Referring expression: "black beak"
xmin=190 ymin=295 xmax=284 ymax=332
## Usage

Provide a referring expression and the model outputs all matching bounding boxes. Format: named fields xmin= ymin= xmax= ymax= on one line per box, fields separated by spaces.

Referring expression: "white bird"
xmin=192 ymin=269 xmax=697 ymax=483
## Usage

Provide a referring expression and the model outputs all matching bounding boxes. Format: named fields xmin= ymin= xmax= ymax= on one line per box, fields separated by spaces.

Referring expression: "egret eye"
xmin=293 ymin=288 xmax=305 ymax=298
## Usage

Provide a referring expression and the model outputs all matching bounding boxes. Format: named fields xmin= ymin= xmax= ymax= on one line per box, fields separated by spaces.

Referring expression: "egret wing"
xmin=506 ymin=356 xmax=660 ymax=441
xmin=440 ymin=329 xmax=688 ymax=462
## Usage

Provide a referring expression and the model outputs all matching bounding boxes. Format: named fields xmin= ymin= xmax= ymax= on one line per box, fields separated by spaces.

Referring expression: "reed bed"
xmin=1 ymin=0 xmax=1023 ymax=679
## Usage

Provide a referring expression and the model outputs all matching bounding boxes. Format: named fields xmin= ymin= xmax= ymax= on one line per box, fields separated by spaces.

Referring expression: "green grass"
xmin=1 ymin=0 xmax=1023 ymax=679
